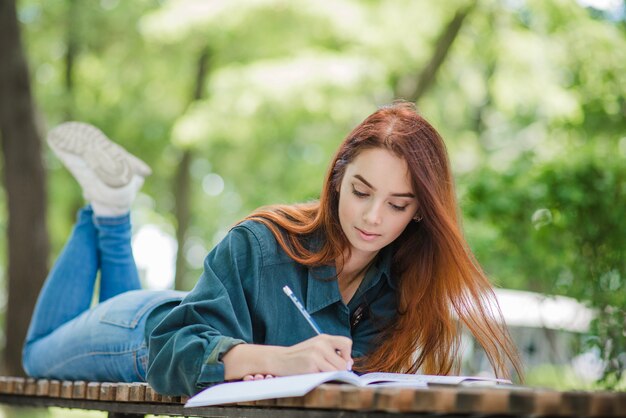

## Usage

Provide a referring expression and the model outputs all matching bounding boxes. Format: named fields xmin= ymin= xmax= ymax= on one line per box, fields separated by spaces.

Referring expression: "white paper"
xmin=358 ymin=372 xmax=511 ymax=386
xmin=185 ymin=371 xmax=358 ymax=407
xmin=184 ymin=371 xmax=510 ymax=407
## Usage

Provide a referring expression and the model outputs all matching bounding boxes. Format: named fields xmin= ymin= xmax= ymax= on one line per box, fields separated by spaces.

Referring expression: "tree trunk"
xmin=173 ymin=47 xmax=211 ymax=290
xmin=396 ymin=1 xmax=477 ymax=104
xmin=173 ymin=150 xmax=191 ymax=290
xmin=0 ymin=0 xmax=50 ymax=375
xmin=63 ymin=0 xmax=84 ymax=219
xmin=64 ymin=0 xmax=78 ymax=120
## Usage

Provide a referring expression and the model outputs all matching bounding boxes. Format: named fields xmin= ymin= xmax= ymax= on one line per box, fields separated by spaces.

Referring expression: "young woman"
xmin=23 ymin=102 xmax=522 ymax=396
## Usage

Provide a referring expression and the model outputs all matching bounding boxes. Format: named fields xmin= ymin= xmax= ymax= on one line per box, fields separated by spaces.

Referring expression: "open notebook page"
xmin=185 ymin=371 xmax=359 ymax=407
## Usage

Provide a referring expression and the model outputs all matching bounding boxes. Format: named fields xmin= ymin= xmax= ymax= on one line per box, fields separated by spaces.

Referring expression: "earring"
xmin=413 ymin=215 xmax=423 ymax=222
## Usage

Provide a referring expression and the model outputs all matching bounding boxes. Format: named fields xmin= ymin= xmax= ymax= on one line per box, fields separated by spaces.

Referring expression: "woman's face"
xmin=337 ymin=148 xmax=418 ymax=261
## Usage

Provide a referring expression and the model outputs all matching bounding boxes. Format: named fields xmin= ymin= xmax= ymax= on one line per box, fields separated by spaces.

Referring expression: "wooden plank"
xmin=72 ymin=381 xmax=87 ymax=399
xmin=302 ymin=384 xmax=342 ymax=409
xmin=454 ymin=387 xmax=517 ymax=414
xmin=0 ymin=376 xmax=623 ymax=417
xmin=115 ymin=383 xmax=131 ymax=401
xmin=128 ymin=383 xmax=147 ymax=402
xmin=505 ymin=387 xmax=536 ymax=415
xmin=533 ymin=389 xmax=563 ymax=415
xmin=144 ymin=385 xmax=161 ymax=402
xmin=0 ymin=388 xmax=624 ymax=418
xmin=35 ymin=379 xmax=50 ymax=396
xmin=455 ymin=387 xmax=484 ymax=413
xmin=377 ymin=387 xmax=419 ymax=412
xmin=99 ymin=382 xmax=117 ymax=401
xmin=0 ymin=377 xmax=14 ymax=394
xmin=616 ymin=391 xmax=626 ymax=417
xmin=410 ymin=387 xmax=456 ymax=413
xmin=252 ymin=398 xmax=276 ymax=406
xmin=86 ymin=382 xmax=100 ymax=400
xmin=562 ymin=391 xmax=592 ymax=416
xmin=480 ymin=387 xmax=514 ymax=414
xmin=371 ymin=387 xmax=394 ymax=411
xmin=236 ymin=400 xmax=258 ymax=406
xmin=274 ymin=395 xmax=305 ymax=407
xmin=615 ymin=392 xmax=626 ymax=414
xmin=0 ymin=394 xmax=394 ymax=417
xmin=24 ymin=378 xmax=37 ymax=395
xmin=11 ymin=377 xmax=25 ymax=394
xmin=159 ymin=394 xmax=179 ymax=404
xmin=48 ymin=380 xmax=61 ymax=398
xmin=338 ymin=385 xmax=374 ymax=410
xmin=588 ymin=391 xmax=619 ymax=417
xmin=60 ymin=381 xmax=73 ymax=398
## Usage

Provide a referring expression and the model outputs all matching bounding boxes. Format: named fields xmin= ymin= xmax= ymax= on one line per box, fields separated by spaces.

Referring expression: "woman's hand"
xmin=222 ymin=334 xmax=353 ymax=381
xmin=269 ymin=334 xmax=353 ymax=375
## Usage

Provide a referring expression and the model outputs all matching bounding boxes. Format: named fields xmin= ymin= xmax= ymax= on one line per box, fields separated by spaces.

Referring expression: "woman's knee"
xmin=22 ymin=342 xmax=38 ymax=377
xmin=22 ymin=339 xmax=60 ymax=378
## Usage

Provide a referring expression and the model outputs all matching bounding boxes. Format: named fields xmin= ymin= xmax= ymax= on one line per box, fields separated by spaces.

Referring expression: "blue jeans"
xmin=22 ymin=206 xmax=186 ymax=382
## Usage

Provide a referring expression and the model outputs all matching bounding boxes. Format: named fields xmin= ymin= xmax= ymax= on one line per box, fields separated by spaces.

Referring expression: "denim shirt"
xmin=146 ymin=220 xmax=398 ymax=396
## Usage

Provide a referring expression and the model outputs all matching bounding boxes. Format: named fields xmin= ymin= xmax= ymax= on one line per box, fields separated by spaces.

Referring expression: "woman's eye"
xmin=352 ymin=188 xmax=368 ymax=198
xmin=389 ymin=203 xmax=408 ymax=212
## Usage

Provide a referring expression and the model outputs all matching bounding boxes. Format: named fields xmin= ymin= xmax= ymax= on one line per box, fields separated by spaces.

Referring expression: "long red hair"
xmin=244 ymin=102 xmax=523 ymax=379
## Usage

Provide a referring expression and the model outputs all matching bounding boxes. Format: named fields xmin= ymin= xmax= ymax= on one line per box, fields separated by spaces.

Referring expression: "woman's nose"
xmin=363 ymin=202 xmax=382 ymax=225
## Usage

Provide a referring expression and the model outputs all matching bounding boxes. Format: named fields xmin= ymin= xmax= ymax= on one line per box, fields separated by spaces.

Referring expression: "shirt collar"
xmin=305 ymin=243 xmax=397 ymax=314
xmin=306 ymin=264 xmax=341 ymax=314
xmin=376 ymin=243 xmax=397 ymax=290
xmin=303 ymin=230 xmax=342 ymax=314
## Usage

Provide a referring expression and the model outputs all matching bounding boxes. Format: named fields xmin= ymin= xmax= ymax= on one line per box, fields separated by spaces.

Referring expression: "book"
xmin=184 ymin=371 xmax=511 ymax=407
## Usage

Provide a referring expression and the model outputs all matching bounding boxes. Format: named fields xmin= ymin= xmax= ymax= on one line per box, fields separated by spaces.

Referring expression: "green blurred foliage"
xmin=463 ymin=149 xmax=626 ymax=385
xmin=2 ymin=0 xmax=625 ymax=387
xmin=524 ymin=364 xmax=592 ymax=391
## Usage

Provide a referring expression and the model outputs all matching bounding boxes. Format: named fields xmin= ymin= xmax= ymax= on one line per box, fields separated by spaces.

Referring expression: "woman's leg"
xmin=20 ymin=203 xmax=147 ymax=379
xmin=44 ymin=120 xmax=151 ymax=301
xmin=24 ymin=206 xmax=99 ymax=344
xmin=23 ymin=289 xmax=186 ymax=382
xmin=95 ymin=212 xmax=142 ymax=302
xmin=23 ymin=121 xmax=156 ymax=381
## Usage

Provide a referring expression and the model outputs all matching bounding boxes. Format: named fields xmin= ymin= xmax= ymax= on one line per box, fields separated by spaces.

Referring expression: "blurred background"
xmin=0 ymin=0 xmax=625 ymax=400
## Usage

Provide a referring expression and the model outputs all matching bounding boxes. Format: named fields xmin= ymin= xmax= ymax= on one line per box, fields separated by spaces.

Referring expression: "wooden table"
xmin=0 ymin=376 xmax=624 ymax=417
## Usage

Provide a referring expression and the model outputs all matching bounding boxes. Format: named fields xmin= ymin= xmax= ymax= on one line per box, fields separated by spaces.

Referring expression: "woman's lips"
xmin=355 ymin=227 xmax=380 ymax=241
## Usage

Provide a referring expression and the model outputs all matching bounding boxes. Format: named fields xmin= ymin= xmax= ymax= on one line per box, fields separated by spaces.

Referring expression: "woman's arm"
xmin=147 ymin=225 xmax=261 ymax=396
xmin=222 ymin=334 xmax=354 ymax=380
xmin=146 ymin=223 xmax=354 ymax=396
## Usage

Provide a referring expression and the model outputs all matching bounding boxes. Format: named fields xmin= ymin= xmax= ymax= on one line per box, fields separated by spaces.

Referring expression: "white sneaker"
xmin=48 ymin=122 xmax=151 ymax=216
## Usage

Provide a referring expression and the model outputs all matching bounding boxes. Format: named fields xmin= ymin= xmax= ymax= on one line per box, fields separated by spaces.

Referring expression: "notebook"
xmin=184 ymin=371 xmax=511 ymax=407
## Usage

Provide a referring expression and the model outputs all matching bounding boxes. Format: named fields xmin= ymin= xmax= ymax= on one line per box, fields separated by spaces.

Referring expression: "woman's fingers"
xmin=235 ymin=334 xmax=354 ymax=379
xmin=286 ymin=334 xmax=354 ymax=374
xmin=316 ymin=334 xmax=352 ymax=370
xmin=330 ymin=336 xmax=353 ymax=368
xmin=323 ymin=348 xmax=350 ymax=371
xmin=242 ymin=374 xmax=274 ymax=381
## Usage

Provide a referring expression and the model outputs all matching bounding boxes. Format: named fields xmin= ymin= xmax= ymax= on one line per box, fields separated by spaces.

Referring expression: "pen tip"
xmin=282 ymin=285 xmax=292 ymax=295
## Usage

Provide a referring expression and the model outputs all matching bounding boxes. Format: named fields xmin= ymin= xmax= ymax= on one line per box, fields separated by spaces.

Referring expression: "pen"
xmin=283 ymin=285 xmax=352 ymax=371
xmin=282 ymin=285 xmax=322 ymax=335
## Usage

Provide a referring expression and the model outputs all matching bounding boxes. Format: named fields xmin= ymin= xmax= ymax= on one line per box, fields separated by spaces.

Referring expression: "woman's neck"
xmin=337 ymin=249 xmax=378 ymax=304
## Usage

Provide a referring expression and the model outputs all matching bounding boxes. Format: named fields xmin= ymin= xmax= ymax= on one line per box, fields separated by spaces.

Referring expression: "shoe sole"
xmin=48 ymin=122 xmax=151 ymax=188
